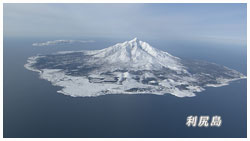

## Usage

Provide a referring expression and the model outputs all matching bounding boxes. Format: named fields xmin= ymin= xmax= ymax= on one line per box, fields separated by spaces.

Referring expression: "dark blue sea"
xmin=3 ymin=37 xmax=247 ymax=138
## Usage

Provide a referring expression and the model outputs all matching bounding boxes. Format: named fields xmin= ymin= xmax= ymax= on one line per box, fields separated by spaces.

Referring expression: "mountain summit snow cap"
xmin=130 ymin=37 xmax=139 ymax=42
xmin=128 ymin=37 xmax=141 ymax=48
xmin=87 ymin=37 xmax=185 ymax=72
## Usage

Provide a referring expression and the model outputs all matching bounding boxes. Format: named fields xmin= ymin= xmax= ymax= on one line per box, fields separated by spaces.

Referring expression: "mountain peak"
xmin=87 ymin=38 xmax=183 ymax=71
xmin=129 ymin=37 xmax=139 ymax=43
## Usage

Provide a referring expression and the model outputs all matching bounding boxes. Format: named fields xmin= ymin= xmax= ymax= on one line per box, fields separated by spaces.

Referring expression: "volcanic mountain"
xmin=25 ymin=38 xmax=246 ymax=97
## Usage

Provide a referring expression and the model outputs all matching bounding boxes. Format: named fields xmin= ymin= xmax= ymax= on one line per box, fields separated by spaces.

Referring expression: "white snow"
xmin=24 ymin=56 xmax=43 ymax=73
xmin=205 ymin=77 xmax=246 ymax=87
xmin=32 ymin=40 xmax=95 ymax=46
xmin=26 ymin=67 xmax=205 ymax=98
xmin=85 ymin=38 xmax=185 ymax=72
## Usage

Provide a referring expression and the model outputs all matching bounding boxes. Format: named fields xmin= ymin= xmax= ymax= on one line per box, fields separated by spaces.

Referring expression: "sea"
xmin=3 ymin=37 xmax=247 ymax=138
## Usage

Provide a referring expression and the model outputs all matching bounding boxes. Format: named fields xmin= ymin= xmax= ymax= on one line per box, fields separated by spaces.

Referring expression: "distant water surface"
xmin=3 ymin=37 xmax=246 ymax=137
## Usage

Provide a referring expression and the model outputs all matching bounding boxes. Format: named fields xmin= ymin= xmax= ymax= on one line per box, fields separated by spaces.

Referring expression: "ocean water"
xmin=3 ymin=37 xmax=247 ymax=138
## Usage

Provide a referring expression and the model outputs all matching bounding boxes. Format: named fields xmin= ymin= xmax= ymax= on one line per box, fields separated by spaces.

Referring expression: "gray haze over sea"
xmin=4 ymin=37 xmax=246 ymax=138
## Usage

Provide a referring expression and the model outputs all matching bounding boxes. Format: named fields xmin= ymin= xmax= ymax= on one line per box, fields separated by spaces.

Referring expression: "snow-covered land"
xmin=32 ymin=40 xmax=95 ymax=46
xmin=25 ymin=38 xmax=246 ymax=97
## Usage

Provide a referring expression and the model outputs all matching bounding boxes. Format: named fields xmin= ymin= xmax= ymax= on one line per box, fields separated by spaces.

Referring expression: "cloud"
xmin=32 ymin=40 xmax=95 ymax=46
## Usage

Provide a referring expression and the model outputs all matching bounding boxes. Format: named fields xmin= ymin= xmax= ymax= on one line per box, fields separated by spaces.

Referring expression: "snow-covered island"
xmin=25 ymin=38 xmax=246 ymax=97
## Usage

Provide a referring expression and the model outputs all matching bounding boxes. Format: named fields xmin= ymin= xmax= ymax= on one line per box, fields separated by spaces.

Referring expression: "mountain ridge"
xmin=85 ymin=38 xmax=184 ymax=72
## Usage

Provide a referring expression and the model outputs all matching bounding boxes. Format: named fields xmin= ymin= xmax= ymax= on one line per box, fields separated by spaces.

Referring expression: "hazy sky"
xmin=3 ymin=3 xmax=246 ymax=45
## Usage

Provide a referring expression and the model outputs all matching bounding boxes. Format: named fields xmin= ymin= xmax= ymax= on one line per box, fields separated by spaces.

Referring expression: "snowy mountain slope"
xmin=85 ymin=38 xmax=185 ymax=72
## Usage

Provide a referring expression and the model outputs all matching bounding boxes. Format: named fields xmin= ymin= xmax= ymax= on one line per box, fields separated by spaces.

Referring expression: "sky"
xmin=3 ymin=3 xmax=247 ymax=45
